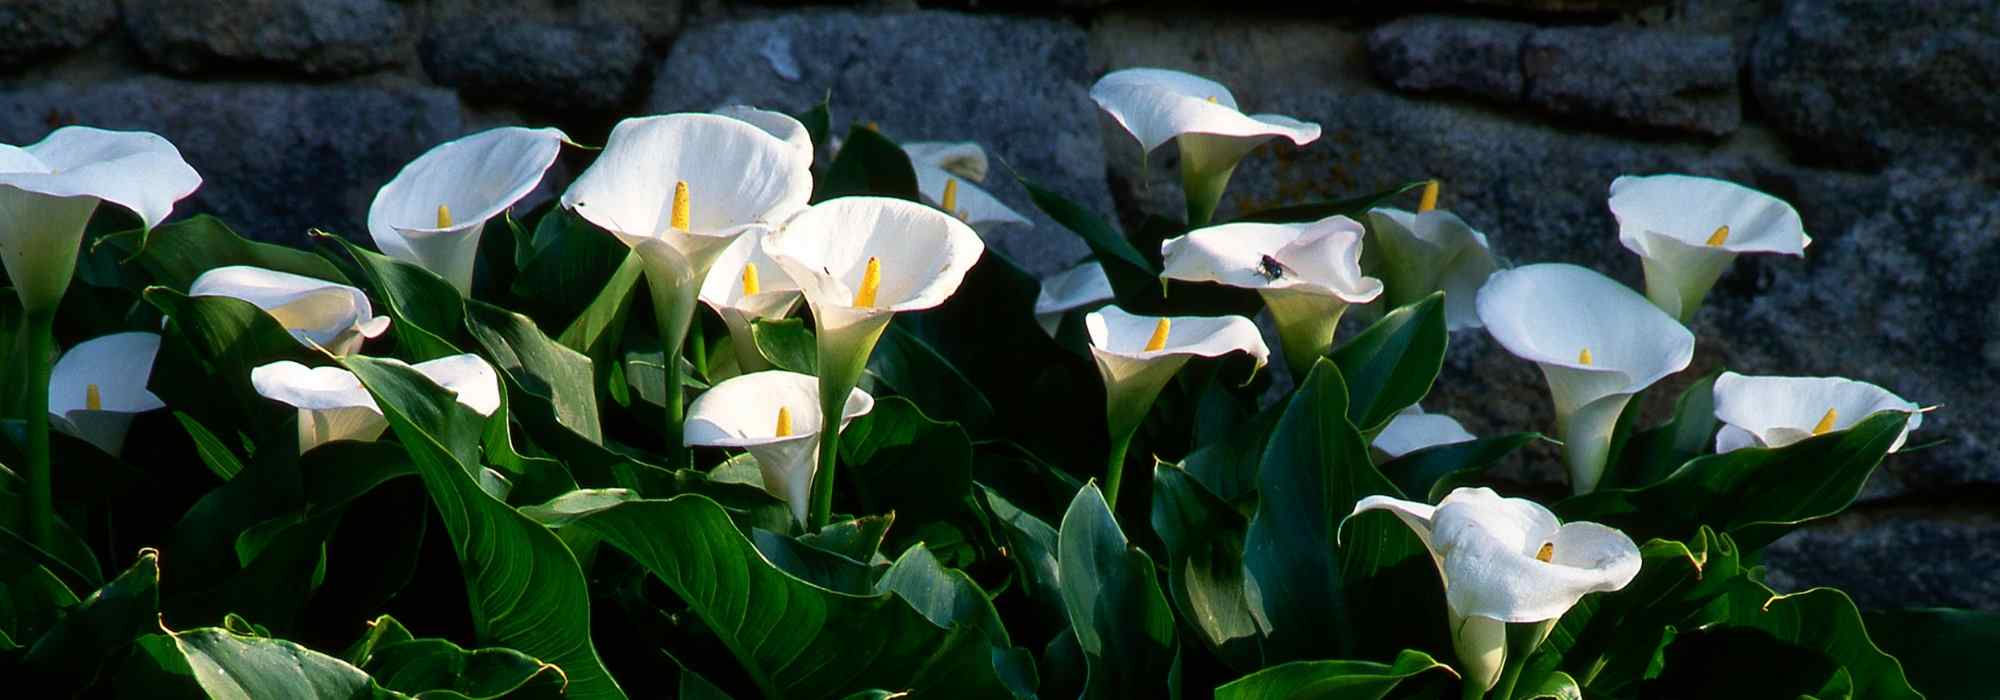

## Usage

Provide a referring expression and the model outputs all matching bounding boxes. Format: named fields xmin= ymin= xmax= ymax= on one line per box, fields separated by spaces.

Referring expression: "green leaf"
xmin=866 ymin=324 xmax=995 ymax=430
xmin=317 ymin=232 xmax=464 ymax=361
xmin=1556 ymin=411 xmax=1909 ymax=551
xmin=340 ymin=355 xmax=623 ymax=699
xmin=160 ymin=626 xmax=398 ymax=699
xmin=174 ymin=411 xmax=246 ymax=481
xmin=1212 ymin=649 xmax=1455 ymax=700
xmin=1534 ymin=527 xmax=1741 ymax=696
xmin=750 ymin=317 xmax=818 ymax=374
xmin=793 ymin=99 xmax=831 ymax=155
xmin=1515 ymin=669 xmax=1583 ymax=700
xmin=99 ymin=215 xmax=349 ymax=291
xmin=1862 ymin=608 xmax=1999 ymax=700
xmin=19 ymin=551 xmax=161 ymax=693
xmin=1376 ymin=432 xmax=1543 ymax=503
xmin=464 ymin=299 xmax=604 ymax=444
xmin=817 ymin=125 xmax=919 ymax=201
xmin=1649 ymin=583 xmax=1919 ymax=700
xmin=1151 ymin=461 xmax=1263 ymax=671
xmin=838 ymin=397 xmax=975 ymax=527
xmin=977 ymin=486 xmax=1066 ymax=632
xmin=556 ymin=252 xmax=642 ymax=370
xmin=799 ymin=513 xmax=895 ymax=563
xmin=1057 ymin=483 xmax=1178 ymax=698
xmin=348 ymin=615 xmax=562 ymax=699
xmin=1231 ymin=180 xmax=1430 ymax=224
xmin=875 ymin=544 xmax=1038 ymax=697
xmin=570 ymin=495 xmax=1023 ymax=699
xmin=1601 ymin=372 xmax=1719 ymax=490
xmin=1019 ymin=177 xmax=1161 ymax=309
xmin=1329 ymin=292 xmax=1446 ymax=433
xmin=512 ymin=207 xmax=633 ymax=333
xmin=144 ymin=287 xmax=329 ymax=428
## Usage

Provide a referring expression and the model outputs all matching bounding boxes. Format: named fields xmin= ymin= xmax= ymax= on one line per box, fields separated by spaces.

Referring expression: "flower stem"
xmin=1104 ymin=429 xmax=1135 ymax=509
xmin=807 ymin=389 xmax=843 ymax=531
xmin=1487 ymin=656 xmax=1526 ymax=700
xmin=662 ymin=342 xmax=689 ymax=471
xmin=22 ymin=309 xmax=56 ymax=552
xmin=688 ymin=319 xmax=708 ymax=379
xmin=1460 ymin=678 xmax=1487 ymax=700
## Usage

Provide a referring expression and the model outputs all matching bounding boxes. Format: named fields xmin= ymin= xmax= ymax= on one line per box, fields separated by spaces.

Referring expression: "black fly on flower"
xmin=1257 ymin=254 xmax=1291 ymax=281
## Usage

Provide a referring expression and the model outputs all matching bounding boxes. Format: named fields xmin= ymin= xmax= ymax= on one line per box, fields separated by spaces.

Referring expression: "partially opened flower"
xmin=1365 ymin=182 xmax=1498 ymax=330
xmin=713 ymin=105 xmax=815 ymax=165
xmin=251 ymin=354 xmax=501 ymax=454
xmin=47 ymin=332 xmax=166 ymax=456
xmin=1372 ymin=405 xmax=1477 ymax=459
xmin=1610 ymin=174 xmax=1808 ymax=322
xmin=1712 ymin=372 xmax=1922 ymax=454
xmin=190 ymin=266 xmax=390 ymax=356
xmin=763 ymin=196 xmax=983 ymax=527
xmin=901 ymin=141 xmax=1030 ymax=234
xmin=1160 ymin=214 xmax=1381 ymax=373
xmin=1090 ymin=67 xmax=1320 ymax=226
xmin=698 ymin=229 xmax=802 ymax=372
xmin=1477 ymin=264 xmax=1694 ymax=494
xmin=560 ymin=113 xmax=814 ymax=468
xmin=685 ymin=371 xmax=874 ymax=526
xmin=0 ymin=127 xmax=201 ymax=313
xmin=1349 ymin=488 xmax=1640 ymax=692
xmin=1087 ymin=305 xmax=1268 ymax=505
xmin=1033 ymin=261 xmax=1114 ymax=336
xmin=368 ymin=126 xmax=569 ymax=294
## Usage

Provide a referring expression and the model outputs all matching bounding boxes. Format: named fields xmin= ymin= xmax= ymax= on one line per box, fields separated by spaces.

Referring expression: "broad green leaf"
xmin=1863 ymin=608 xmax=1999 ymax=700
xmin=838 ymin=397 xmax=975 ymax=527
xmin=750 ymin=528 xmax=879 ymax=594
xmin=174 ymin=411 xmax=245 ymax=481
xmin=1212 ymin=649 xmax=1455 ymax=700
xmin=1231 ymin=180 xmax=1431 ymax=224
xmin=1184 ymin=378 xmax=1278 ymax=503
xmin=1057 ymin=483 xmax=1177 ymax=698
xmin=348 ymin=615 xmax=562 ymax=699
xmin=1150 ymin=462 xmax=1261 ymax=672
xmin=556 ymin=253 xmax=642 ymax=377
xmin=1649 ymin=582 xmax=1918 ymax=700
xmin=867 ymin=324 xmax=995 ymax=430
xmin=1330 ymin=292 xmax=1446 ymax=433
xmin=977 ymin=487 xmax=1065 ymax=632
xmin=19 ymin=551 xmax=160 ymax=693
xmin=799 ymin=513 xmax=895 ymax=563
xmin=341 ymin=355 xmax=623 ymax=699
xmin=1515 ymin=669 xmax=1583 ymax=700
xmin=465 ymin=299 xmax=603 ymax=444
xmin=162 ymin=626 xmax=397 ymax=699
xmin=317 ymin=232 xmax=464 ymax=361
xmin=1376 ymin=432 xmax=1543 ymax=503
xmin=750 ymin=317 xmax=818 ymax=373
xmin=512 ymin=207 xmax=632 ymax=333
xmin=144 ymin=287 xmax=329 ymax=429
xmin=0 ymin=459 xmax=105 ymax=588
xmin=99 ymin=215 xmax=349 ymax=291
xmin=793 ymin=99 xmax=831 ymax=155
xmin=816 ymin=125 xmax=919 ymax=201
xmin=571 ymin=495 xmax=1023 ymax=699
xmin=1601 ymin=372 xmax=1719 ymax=490
xmin=1556 ymin=411 xmax=1908 ymax=551
xmin=875 ymin=544 xmax=1038 ymax=696
xmin=1019 ymin=177 xmax=1160 ymax=309
xmin=1534 ymin=527 xmax=1741 ymax=696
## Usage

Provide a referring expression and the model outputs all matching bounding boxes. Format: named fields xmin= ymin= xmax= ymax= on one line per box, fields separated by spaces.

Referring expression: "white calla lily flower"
xmin=189 ymin=266 xmax=390 ymax=356
xmin=762 ymin=196 xmax=984 ymax=527
xmin=1611 ymin=174 xmax=1808 ymax=322
xmin=901 ymin=141 xmax=1030 ymax=234
xmin=1160 ymin=214 xmax=1382 ymax=373
xmin=698 ymin=229 xmax=803 ymax=372
xmin=1087 ymin=305 xmax=1268 ymax=505
xmin=1477 ymin=264 xmax=1694 ymax=494
xmin=713 ymin=105 xmax=815 ymax=165
xmin=1711 ymin=372 xmax=1922 ymax=454
xmin=685 ymin=371 xmax=875 ymax=526
xmin=1033 ymin=261 xmax=1115 ymax=336
xmin=1349 ymin=487 xmax=1641 ymax=692
xmin=1090 ymin=68 xmax=1320 ymax=226
xmin=251 ymin=354 xmax=501 ymax=454
xmin=0 ymin=126 xmax=201 ymax=314
xmin=1372 ymin=405 xmax=1477 ymax=459
xmin=368 ymin=126 xmax=568 ymax=295
xmin=1365 ymin=203 xmax=1498 ymax=331
xmin=46 ymin=332 xmax=166 ymax=456
xmin=561 ymin=113 xmax=815 ymax=467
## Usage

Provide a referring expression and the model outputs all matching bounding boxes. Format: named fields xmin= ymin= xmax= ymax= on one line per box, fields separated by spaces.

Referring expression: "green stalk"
xmin=661 ymin=339 xmax=689 ymax=471
xmin=1103 ymin=429 xmax=1136 ymax=509
xmin=1460 ymin=678 xmax=1487 ymax=700
xmin=1487 ymin=657 xmax=1525 ymax=700
xmin=804 ymin=316 xmax=887 ymax=532
xmin=22 ymin=309 xmax=56 ymax=552
xmin=808 ymin=390 xmax=843 ymax=531
xmin=688 ymin=318 xmax=708 ymax=379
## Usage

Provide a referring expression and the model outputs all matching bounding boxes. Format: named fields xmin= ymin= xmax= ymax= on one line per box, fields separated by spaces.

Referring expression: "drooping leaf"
xmin=1648 ymin=582 xmax=1919 ymax=700
xmin=1376 ymin=431 xmax=1544 ymax=504
xmin=1601 ymin=372 xmax=1719 ymax=491
xmin=348 ymin=615 xmax=562 ymax=699
xmin=838 ymin=397 xmax=975 ymax=528
xmin=1056 ymin=483 xmax=1178 ymax=698
xmin=1212 ymin=649 xmax=1455 ymax=700
xmin=159 ymin=625 xmax=396 ymax=699
xmin=1330 ymin=292 xmax=1446 ymax=433
xmin=99 ymin=215 xmax=349 ymax=291
xmin=866 ymin=324 xmax=995 ymax=431
xmin=18 ymin=550 xmax=161 ymax=693
xmin=875 ymin=544 xmax=1038 ymax=697
xmin=464 ymin=299 xmax=603 ymax=444
xmin=1018 ymin=177 xmax=1161 ymax=310
xmin=316 ymin=232 xmax=464 ymax=361
xmin=1150 ymin=462 xmax=1262 ymax=672
xmin=750 ymin=317 xmax=817 ymax=374
xmin=1532 ymin=527 xmax=1742 ymax=697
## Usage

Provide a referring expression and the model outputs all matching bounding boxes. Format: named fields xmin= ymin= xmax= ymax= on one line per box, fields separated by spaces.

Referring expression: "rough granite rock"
xmin=1763 ymin=507 xmax=2000 ymax=611
xmin=0 ymin=0 xmax=117 ymax=70
xmin=0 ymin=78 xmax=464 ymax=246
xmin=1522 ymin=26 xmax=1739 ymax=136
xmin=1368 ymin=16 xmax=1741 ymax=135
xmin=649 ymin=10 xmax=1112 ymax=277
xmin=423 ymin=18 xmax=646 ymax=112
xmin=1751 ymin=0 xmax=2000 ymax=171
xmin=122 ymin=0 xmax=412 ymax=77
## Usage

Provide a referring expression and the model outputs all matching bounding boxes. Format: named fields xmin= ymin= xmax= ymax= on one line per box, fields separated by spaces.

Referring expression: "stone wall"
xmin=3 ymin=0 xmax=1994 ymax=610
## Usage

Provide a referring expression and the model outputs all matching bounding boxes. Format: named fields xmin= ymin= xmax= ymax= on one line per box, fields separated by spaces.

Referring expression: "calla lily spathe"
xmin=1365 ymin=206 xmax=1498 ymax=331
xmin=1610 ymin=174 xmax=1808 ymax=322
xmin=1349 ymin=487 xmax=1641 ymax=692
xmin=251 ymin=354 xmax=501 ymax=454
xmin=189 ymin=266 xmax=390 ymax=356
xmin=1090 ymin=67 xmax=1320 ymax=226
xmin=901 ymin=141 xmax=1030 ymax=234
xmin=0 ymin=126 xmax=201 ymax=313
xmin=1477 ymin=263 xmax=1694 ymax=494
xmin=1372 ymin=405 xmax=1477 ymax=459
xmin=368 ymin=126 xmax=569 ymax=294
xmin=1087 ymin=305 xmax=1267 ymax=504
xmin=685 ymin=371 xmax=875 ymax=526
xmin=47 ymin=332 xmax=166 ymax=456
xmin=1033 ymin=261 xmax=1114 ymax=336
xmin=1712 ymin=372 xmax=1922 ymax=454
xmin=1160 ymin=214 xmax=1382 ymax=373
xmin=713 ymin=105 xmax=815 ymax=166
xmin=763 ymin=195 xmax=984 ymax=527
xmin=698 ymin=229 xmax=802 ymax=373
